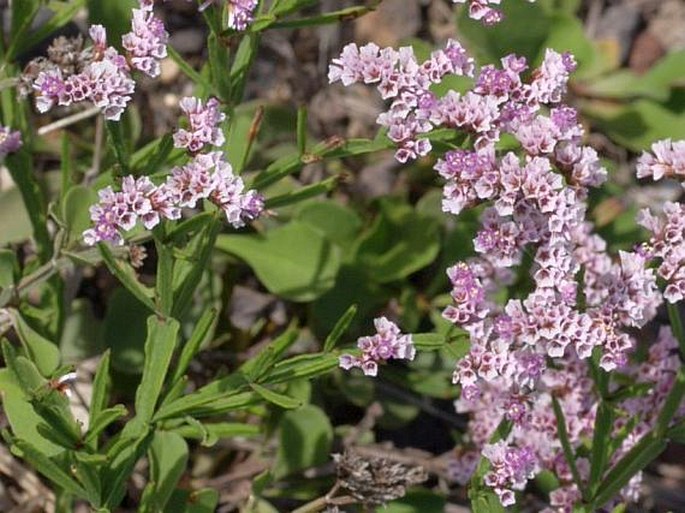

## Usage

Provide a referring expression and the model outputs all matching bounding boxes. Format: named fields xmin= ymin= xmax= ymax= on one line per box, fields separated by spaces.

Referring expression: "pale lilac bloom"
xmin=339 ymin=317 xmax=415 ymax=377
xmin=84 ymin=151 xmax=262 ymax=245
xmin=638 ymin=201 xmax=685 ymax=303
xmin=122 ymin=1 xmax=169 ymax=78
xmin=33 ymin=69 xmax=67 ymax=113
xmin=227 ymin=0 xmax=259 ymax=30
xmin=636 ymin=139 xmax=685 ymax=183
xmin=452 ymin=0 xmax=537 ymax=25
xmin=0 ymin=126 xmax=22 ymax=158
xmin=173 ymin=97 xmax=226 ymax=152
xmin=482 ymin=441 xmax=538 ymax=506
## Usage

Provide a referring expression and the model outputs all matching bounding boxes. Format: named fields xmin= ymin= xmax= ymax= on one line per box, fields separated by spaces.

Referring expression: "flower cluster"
xmin=450 ymin=327 xmax=684 ymax=512
xmin=339 ymin=317 xmax=416 ymax=377
xmin=0 ymin=125 xmax=22 ymax=158
xmin=228 ymin=0 xmax=259 ymax=31
xmin=123 ymin=1 xmax=169 ymax=78
xmin=452 ymin=0 xmax=537 ymax=25
xmin=173 ymin=97 xmax=226 ymax=152
xmin=482 ymin=441 xmax=538 ymax=506
xmin=636 ymin=138 xmax=685 ymax=184
xmin=331 ymin=36 xmax=676 ymax=509
xmin=176 ymin=0 xmax=258 ymax=29
xmin=328 ymin=40 xmax=475 ymax=162
xmin=25 ymin=0 xmax=167 ymax=121
xmin=83 ymin=151 xmax=263 ymax=246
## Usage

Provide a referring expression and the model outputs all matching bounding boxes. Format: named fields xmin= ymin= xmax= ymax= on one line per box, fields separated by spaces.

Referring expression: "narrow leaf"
xmin=552 ymin=396 xmax=585 ymax=497
xmin=134 ymin=317 xmax=179 ymax=423
xmin=250 ymin=382 xmax=302 ymax=409
xmin=323 ymin=304 xmax=357 ymax=352
xmin=12 ymin=439 xmax=88 ymax=498
xmin=9 ymin=309 xmax=60 ymax=376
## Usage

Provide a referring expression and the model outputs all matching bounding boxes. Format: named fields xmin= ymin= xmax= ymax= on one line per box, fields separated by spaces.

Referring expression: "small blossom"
xmin=173 ymin=97 xmax=226 ymax=152
xmin=0 ymin=126 xmax=22 ymax=158
xmin=84 ymin=151 xmax=262 ymax=246
xmin=339 ymin=317 xmax=415 ymax=377
xmin=122 ymin=1 xmax=169 ymax=77
xmin=636 ymin=139 xmax=685 ymax=184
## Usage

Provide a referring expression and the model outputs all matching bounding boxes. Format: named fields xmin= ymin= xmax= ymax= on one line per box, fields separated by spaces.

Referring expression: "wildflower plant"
xmin=0 ymin=0 xmax=684 ymax=512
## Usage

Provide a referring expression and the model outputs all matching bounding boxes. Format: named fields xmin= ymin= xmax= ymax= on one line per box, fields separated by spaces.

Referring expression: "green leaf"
xmin=102 ymin=429 xmax=154 ymax=509
xmin=250 ymin=383 xmax=303 ymax=409
xmin=587 ymin=96 xmax=685 ymax=152
xmin=412 ymin=333 xmax=446 ymax=351
xmin=269 ymin=0 xmax=318 ymax=17
xmin=105 ymin=120 xmax=131 ymax=174
xmin=140 ymin=431 xmax=189 ymax=513
xmin=87 ymin=0 xmax=136 ymax=46
xmin=170 ymin=422 xmax=260 ymax=443
xmin=541 ymin=13 xmax=601 ymax=79
xmin=0 ymin=369 xmax=63 ymax=456
xmin=155 ymin=237 xmax=174 ymax=315
xmin=154 ymin=391 xmax=260 ymax=421
xmin=0 ymin=249 xmax=18 ymax=289
xmin=263 ymin=352 xmax=340 ymax=385
xmin=59 ymin=299 xmax=103 ymax=363
xmin=12 ymin=0 xmax=86 ymax=60
xmin=354 ymin=199 xmax=440 ymax=283
xmin=228 ymin=33 xmax=260 ymax=105
xmin=99 ymin=243 xmax=157 ymax=312
xmin=323 ymin=304 xmax=357 ymax=352
xmin=11 ymin=439 xmax=88 ymax=498
xmin=264 ymin=175 xmax=340 ymax=209
xmin=588 ymin=401 xmax=613 ymax=495
xmin=9 ymin=309 xmax=60 ymax=376
xmin=166 ymin=46 xmax=214 ymax=95
xmin=134 ymin=317 xmax=180 ymax=423
xmin=552 ymin=396 xmax=585 ymax=496
xmin=170 ymin=308 xmax=218 ymax=384
xmin=591 ymin=435 xmax=666 ymax=509
xmin=656 ymin=367 xmax=685 ymax=437
xmin=102 ymin=288 xmax=153 ymax=374
xmin=62 ymin=186 xmax=99 ymax=246
xmin=90 ymin=351 xmax=112 ymax=428
xmin=384 ymin=490 xmax=445 ymax=512
xmin=581 ymin=50 xmax=685 ymax=101
xmin=457 ymin=0 xmax=551 ymax=63
xmin=5 ymin=149 xmax=51 ymax=260
xmin=165 ymin=488 xmax=219 ymax=513
xmin=295 ymin=201 xmax=363 ymax=250
xmin=7 ymin=0 xmax=40 ymax=61
xmin=172 ymin=217 xmax=221 ymax=318
xmin=273 ymin=404 xmax=333 ymax=479
xmin=85 ymin=405 xmax=127 ymax=446
xmin=216 ymin=221 xmax=342 ymax=302
xmin=208 ymin=33 xmax=232 ymax=101
xmin=241 ymin=325 xmax=299 ymax=382
xmin=0 ymin=186 xmax=32 ymax=246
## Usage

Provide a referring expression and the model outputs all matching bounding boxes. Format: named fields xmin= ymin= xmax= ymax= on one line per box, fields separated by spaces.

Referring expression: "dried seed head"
xmin=333 ymin=450 xmax=428 ymax=506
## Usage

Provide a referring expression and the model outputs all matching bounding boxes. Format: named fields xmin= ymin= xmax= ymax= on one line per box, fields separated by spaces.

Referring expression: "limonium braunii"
xmin=177 ymin=0 xmax=258 ymax=30
xmin=452 ymin=0 xmax=537 ymax=25
xmin=83 ymin=96 xmax=263 ymax=246
xmin=331 ymin=37 xmax=681 ymax=509
xmin=0 ymin=125 xmax=22 ymax=158
xmin=339 ymin=317 xmax=415 ymax=377
xmin=26 ymin=0 xmax=167 ymax=121
xmin=173 ymin=97 xmax=226 ymax=152
xmin=636 ymin=139 xmax=685 ymax=303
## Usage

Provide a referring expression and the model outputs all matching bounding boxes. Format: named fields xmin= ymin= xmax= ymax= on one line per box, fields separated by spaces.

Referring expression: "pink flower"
xmin=0 ymin=126 xmax=22 ymax=158
xmin=339 ymin=317 xmax=415 ymax=377
xmin=173 ymin=97 xmax=226 ymax=152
